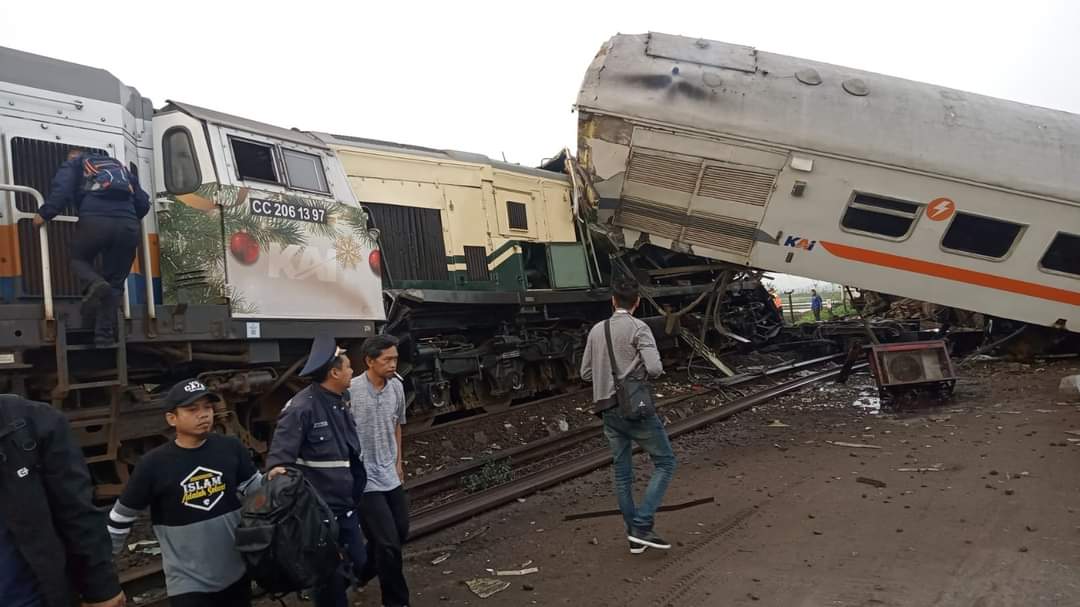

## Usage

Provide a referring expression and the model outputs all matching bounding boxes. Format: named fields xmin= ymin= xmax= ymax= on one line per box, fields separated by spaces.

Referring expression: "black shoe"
xmin=628 ymin=529 xmax=671 ymax=550
xmin=629 ymin=540 xmax=647 ymax=555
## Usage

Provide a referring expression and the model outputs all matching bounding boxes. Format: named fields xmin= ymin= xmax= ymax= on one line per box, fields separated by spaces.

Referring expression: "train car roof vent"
xmin=842 ymin=78 xmax=870 ymax=96
xmin=795 ymin=68 xmax=822 ymax=86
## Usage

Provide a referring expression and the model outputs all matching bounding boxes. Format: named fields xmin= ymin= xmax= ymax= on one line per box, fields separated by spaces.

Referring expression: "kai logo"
xmin=180 ymin=466 xmax=226 ymax=512
xmin=268 ymin=245 xmax=339 ymax=282
xmin=783 ymin=235 xmax=817 ymax=251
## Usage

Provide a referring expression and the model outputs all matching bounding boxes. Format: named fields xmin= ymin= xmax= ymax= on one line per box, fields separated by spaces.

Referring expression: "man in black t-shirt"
xmin=107 ymin=379 xmax=262 ymax=607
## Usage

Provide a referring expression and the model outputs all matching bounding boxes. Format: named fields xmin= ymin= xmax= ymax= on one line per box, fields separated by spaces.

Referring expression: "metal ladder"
xmin=1 ymin=182 xmax=155 ymax=463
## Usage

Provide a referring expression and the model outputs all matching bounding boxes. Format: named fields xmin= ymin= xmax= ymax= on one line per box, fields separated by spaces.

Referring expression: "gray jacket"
xmin=580 ymin=310 xmax=663 ymax=412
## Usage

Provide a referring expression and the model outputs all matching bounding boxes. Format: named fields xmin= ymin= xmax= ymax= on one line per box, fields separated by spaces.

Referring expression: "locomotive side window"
xmin=163 ymin=127 xmax=201 ymax=194
xmin=1039 ymin=232 xmax=1080 ymax=276
xmin=840 ymin=193 xmax=920 ymax=239
xmin=941 ymin=212 xmax=1023 ymax=259
xmin=231 ymin=137 xmax=280 ymax=184
xmin=282 ymin=148 xmax=329 ymax=194
xmin=507 ymin=201 xmax=528 ymax=230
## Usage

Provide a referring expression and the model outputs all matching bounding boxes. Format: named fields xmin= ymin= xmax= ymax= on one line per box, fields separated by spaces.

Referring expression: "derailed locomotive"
xmin=0 ymin=46 xmax=779 ymax=486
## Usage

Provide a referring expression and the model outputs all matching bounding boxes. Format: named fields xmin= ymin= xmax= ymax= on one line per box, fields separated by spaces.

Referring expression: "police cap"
xmin=300 ymin=334 xmax=344 ymax=377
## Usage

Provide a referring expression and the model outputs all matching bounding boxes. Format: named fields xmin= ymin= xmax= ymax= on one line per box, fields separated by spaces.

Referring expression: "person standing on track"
xmin=266 ymin=335 xmax=367 ymax=607
xmin=0 ymin=395 xmax=125 ymax=607
xmin=351 ymin=335 xmax=410 ymax=607
xmin=811 ymin=289 xmax=823 ymax=322
xmin=106 ymin=379 xmax=261 ymax=607
xmin=33 ymin=149 xmax=150 ymax=348
xmin=580 ymin=280 xmax=676 ymax=555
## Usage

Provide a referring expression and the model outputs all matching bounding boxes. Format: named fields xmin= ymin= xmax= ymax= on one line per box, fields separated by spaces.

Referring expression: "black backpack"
xmin=235 ymin=467 xmax=341 ymax=596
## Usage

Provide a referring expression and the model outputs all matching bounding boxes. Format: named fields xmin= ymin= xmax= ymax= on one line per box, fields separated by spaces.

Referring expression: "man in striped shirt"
xmin=107 ymin=379 xmax=261 ymax=607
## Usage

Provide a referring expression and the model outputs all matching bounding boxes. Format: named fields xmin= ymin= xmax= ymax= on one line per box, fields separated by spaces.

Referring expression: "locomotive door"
xmin=1 ymin=124 xmax=121 ymax=301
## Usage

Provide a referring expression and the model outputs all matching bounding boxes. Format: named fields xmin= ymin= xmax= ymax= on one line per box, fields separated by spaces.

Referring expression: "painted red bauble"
xmin=369 ymin=250 xmax=381 ymax=275
xmin=229 ymin=232 xmax=259 ymax=265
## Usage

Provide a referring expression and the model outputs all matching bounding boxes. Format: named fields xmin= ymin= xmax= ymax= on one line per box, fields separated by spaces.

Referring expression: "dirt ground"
xmin=265 ymin=359 xmax=1080 ymax=606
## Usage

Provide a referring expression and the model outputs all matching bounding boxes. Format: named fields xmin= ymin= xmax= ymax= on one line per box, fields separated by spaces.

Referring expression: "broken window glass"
xmin=941 ymin=212 xmax=1023 ymax=259
xmin=231 ymin=138 xmax=279 ymax=183
xmin=840 ymin=193 xmax=920 ymax=239
xmin=1040 ymin=232 xmax=1080 ymax=276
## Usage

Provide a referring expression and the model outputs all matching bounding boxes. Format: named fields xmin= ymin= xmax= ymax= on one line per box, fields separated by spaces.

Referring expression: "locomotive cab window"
xmin=507 ymin=201 xmax=528 ymax=230
xmin=282 ymin=148 xmax=329 ymax=194
xmin=1039 ymin=232 xmax=1080 ymax=276
xmin=840 ymin=193 xmax=920 ymax=239
xmin=163 ymin=127 xmax=200 ymax=194
xmin=941 ymin=212 xmax=1023 ymax=259
xmin=231 ymin=137 xmax=279 ymax=184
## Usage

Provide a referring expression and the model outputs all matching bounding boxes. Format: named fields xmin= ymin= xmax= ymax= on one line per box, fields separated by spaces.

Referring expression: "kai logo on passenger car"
xmin=783 ymin=236 xmax=817 ymax=251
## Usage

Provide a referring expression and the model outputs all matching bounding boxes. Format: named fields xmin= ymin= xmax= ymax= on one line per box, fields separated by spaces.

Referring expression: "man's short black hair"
xmin=312 ymin=355 xmax=346 ymax=383
xmin=361 ymin=334 xmax=400 ymax=363
xmin=612 ymin=280 xmax=640 ymax=310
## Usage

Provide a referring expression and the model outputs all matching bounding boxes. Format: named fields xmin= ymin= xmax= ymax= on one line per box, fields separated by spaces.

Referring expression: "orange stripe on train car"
xmin=0 ymin=224 xmax=21 ymax=277
xmin=820 ymin=241 xmax=1080 ymax=306
xmin=130 ymin=233 xmax=161 ymax=277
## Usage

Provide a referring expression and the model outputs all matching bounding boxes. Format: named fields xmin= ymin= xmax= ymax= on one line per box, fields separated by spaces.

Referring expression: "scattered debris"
xmin=522 ymin=584 xmax=535 ymax=591
xmin=827 ymin=441 xmax=882 ymax=450
xmin=767 ymin=420 xmax=789 ymax=428
xmin=495 ymin=567 xmax=539 ymax=577
xmin=465 ymin=578 xmax=512 ymax=599
xmin=430 ymin=553 xmax=451 ymax=566
xmin=589 ymin=537 xmax=599 ymax=545
xmin=127 ymin=540 xmax=161 ymax=556
xmin=1059 ymin=375 xmax=1080 ymax=397
xmin=897 ymin=465 xmax=943 ymax=472
xmin=856 ymin=477 xmax=888 ymax=489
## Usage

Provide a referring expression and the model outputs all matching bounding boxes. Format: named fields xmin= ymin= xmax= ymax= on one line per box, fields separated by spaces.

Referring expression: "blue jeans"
xmin=601 ymin=410 xmax=677 ymax=533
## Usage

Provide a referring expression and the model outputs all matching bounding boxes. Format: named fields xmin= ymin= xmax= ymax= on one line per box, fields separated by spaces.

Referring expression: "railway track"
xmin=118 ymin=353 xmax=852 ymax=601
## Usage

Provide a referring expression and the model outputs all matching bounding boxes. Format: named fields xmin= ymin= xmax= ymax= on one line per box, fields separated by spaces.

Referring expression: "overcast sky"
xmin=3 ymin=0 xmax=1077 ymax=167
xmin=3 ymin=0 xmax=1077 ymax=289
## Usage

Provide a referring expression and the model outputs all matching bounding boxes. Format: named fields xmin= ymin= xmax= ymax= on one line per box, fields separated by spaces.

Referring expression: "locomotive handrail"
xmin=140 ymin=216 xmax=156 ymax=320
xmin=0 ymin=184 xmax=55 ymax=321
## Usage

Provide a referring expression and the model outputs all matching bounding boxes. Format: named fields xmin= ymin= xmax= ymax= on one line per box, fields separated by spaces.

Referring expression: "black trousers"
xmin=70 ymin=215 xmax=140 ymax=338
xmin=169 ymin=574 xmax=250 ymax=607
xmin=313 ymin=511 xmax=367 ymax=607
xmin=359 ymin=487 xmax=410 ymax=606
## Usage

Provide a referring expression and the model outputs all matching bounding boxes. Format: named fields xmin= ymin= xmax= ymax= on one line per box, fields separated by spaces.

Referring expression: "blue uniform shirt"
xmin=0 ymin=511 xmax=42 ymax=607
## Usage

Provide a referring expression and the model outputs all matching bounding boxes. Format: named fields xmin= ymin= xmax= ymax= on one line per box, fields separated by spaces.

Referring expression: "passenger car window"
xmin=282 ymin=148 xmax=329 ymax=194
xmin=1039 ymin=232 xmax=1080 ymax=276
xmin=941 ymin=212 xmax=1023 ymax=259
xmin=840 ymin=193 xmax=920 ymax=239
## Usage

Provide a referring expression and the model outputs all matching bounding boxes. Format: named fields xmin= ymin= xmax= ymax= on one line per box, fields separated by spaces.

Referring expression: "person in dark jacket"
xmin=0 ymin=395 xmax=125 ymax=607
xmin=266 ymin=335 xmax=367 ymax=607
xmin=32 ymin=149 xmax=151 ymax=347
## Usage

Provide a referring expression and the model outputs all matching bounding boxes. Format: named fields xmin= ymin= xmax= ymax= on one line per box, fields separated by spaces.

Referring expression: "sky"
xmin=3 ymin=0 xmax=1077 ymax=289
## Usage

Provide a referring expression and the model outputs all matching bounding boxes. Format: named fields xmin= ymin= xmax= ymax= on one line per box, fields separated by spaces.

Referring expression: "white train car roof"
xmin=577 ymin=33 xmax=1080 ymax=204
xmin=310 ymin=132 xmax=569 ymax=182
xmin=0 ymin=45 xmax=153 ymax=118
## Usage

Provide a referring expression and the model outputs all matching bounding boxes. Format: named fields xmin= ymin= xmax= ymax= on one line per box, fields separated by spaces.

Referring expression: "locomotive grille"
xmin=626 ymin=151 xmax=699 ymax=194
xmin=363 ymin=201 xmax=449 ymax=283
xmin=616 ymin=197 xmax=756 ymax=255
xmin=11 ymin=137 xmax=107 ymax=297
xmin=696 ymin=164 xmax=775 ymax=206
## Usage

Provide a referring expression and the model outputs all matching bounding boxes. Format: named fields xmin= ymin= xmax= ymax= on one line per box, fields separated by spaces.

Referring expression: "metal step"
xmin=64 ymin=343 xmax=119 ymax=352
